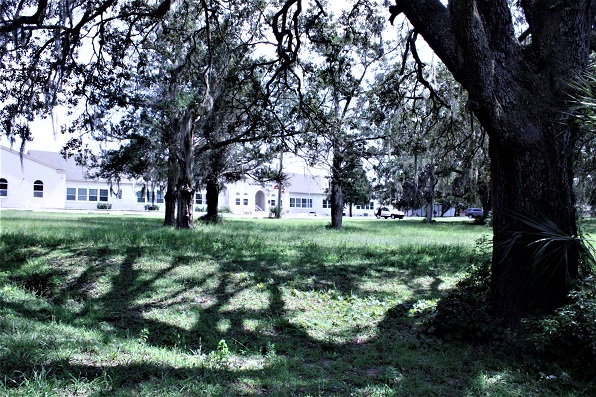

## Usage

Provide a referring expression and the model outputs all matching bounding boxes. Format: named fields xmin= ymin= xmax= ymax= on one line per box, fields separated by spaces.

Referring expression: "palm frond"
xmin=500 ymin=208 xmax=595 ymax=281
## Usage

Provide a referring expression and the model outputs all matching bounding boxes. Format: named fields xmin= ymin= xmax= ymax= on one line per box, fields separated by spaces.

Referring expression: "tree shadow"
xmin=0 ymin=215 xmax=585 ymax=395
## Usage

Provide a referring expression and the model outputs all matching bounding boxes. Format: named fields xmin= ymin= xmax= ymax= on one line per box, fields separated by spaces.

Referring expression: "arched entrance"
xmin=255 ymin=191 xmax=266 ymax=212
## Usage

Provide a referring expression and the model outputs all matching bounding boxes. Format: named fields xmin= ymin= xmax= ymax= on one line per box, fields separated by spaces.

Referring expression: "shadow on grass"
xmin=0 ymin=213 xmax=585 ymax=396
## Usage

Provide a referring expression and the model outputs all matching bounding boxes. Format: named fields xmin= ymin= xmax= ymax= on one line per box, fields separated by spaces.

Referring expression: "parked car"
xmin=464 ymin=207 xmax=484 ymax=219
xmin=376 ymin=207 xmax=405 ymax=219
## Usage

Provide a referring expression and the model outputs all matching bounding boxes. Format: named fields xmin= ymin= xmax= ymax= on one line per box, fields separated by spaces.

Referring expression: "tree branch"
xmin=0 ymin=0 xmax=48 ymax=33
xmin=408 ymin=31 xmax=447 ymax=109
xmin=448 ymin=0 xmax=494 ymax=103
xmin=388 ymin=0 xmax=465 ymax=85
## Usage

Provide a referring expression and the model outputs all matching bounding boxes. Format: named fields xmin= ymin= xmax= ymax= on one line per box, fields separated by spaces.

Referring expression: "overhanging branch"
xmin=388 ymin=0 xmax=463 ymax=84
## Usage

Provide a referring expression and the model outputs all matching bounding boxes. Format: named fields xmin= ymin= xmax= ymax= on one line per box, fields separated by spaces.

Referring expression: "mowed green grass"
xmin=0 ymin=210 xmax=593 ymax=396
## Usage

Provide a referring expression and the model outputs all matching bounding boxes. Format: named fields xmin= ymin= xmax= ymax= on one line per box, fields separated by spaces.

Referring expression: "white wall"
xmin=1 ymin=148 xmax=66 ymax=209
xmin=64 ymin=180 xmax=142 ymax=211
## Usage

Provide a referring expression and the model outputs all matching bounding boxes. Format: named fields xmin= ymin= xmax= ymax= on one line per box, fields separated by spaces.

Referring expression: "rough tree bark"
xmin=390 ymin=0 xmax=595 ymax=322
xmin=330 ymin=139 xmax=344 ymax=229
xmin=176 ymin=113 xmax=196 ymax=230
xmin=163 ymin=135 xmax=179 ymax=226
xmin=163 ymin=173 xmax=178 ymax=227
xmin=204 ymin=176 xmax=220 ymax=223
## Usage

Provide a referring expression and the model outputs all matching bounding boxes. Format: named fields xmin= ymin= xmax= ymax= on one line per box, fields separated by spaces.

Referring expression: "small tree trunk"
xmin=176 ymin=178 xmax=194 ymax=230
xmin=330 ymin=144 xmax=343 ymax=229
xmin=176 ymin=113 xmax=195 ymax=230
xmin=425 ymin=162 xmax=435 ymax=223
xmin=276 ymin=149 xmax=284 ymax=219
xmin=163 ymin=118 xmax=180 ymax=227
xmin=276 ymin=183 xmax=282 ymax=219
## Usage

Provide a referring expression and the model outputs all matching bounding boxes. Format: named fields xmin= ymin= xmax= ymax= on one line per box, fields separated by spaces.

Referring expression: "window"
xmin=290 ymin=197 xmax=312 ymax=208
xmin=355 ymin=203 xmax=374 ymax=210
xmin=243 ymin=198 xmax=249 ymax=206
xmin=195 ymin=193 xmax=203 ymax=205
xmin=0 ymin=178 xmax=7 ymax=197
xmin=89 ymin=189 xmax=98 ymax=201
xmin=323 ymin=199 xmax=331 ymax=209
xmin=33 ymin=180 xmax=44 ymax=198
xmin=98 ymin=189 xmax=108 ymax=202
xmin=66 ymin=188 xmax=76 ymax=201
xmin=235 ymin=198 xmax=241 ymax=205
xmin=156 ymin=191 xmax=164 ymax=204
xmin=136 ymin=191 xmax=146 ymax=203
xmin=77 ymin=188 xmax=87 ymax=201
xmin=270 ymin=199 xmax=276 ymax=207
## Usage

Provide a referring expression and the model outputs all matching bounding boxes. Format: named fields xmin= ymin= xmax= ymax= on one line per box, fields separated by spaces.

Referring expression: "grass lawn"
xmin=0 ymin=210 xmax=594 ymax=396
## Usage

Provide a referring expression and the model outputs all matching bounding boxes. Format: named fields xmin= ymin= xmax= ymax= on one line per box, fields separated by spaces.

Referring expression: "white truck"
xmin=376 ymin=207 xmax=405 ymax=219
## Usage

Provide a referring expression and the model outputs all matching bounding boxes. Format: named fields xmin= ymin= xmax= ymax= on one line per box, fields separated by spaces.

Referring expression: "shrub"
xmin=522 ymin=277 xmax=596 ymax=376
xmin=96 ymin=203 xmax=112 ymax=210
xmin=427 ymin=259 xmax=501 ymax=342
xmin=144 ymin=204 xmax=160 ymax=211
xmin=195 ymin=206 xmax=231 ymax=214
xmin=198 ymin=213 xmax=223 ymax=224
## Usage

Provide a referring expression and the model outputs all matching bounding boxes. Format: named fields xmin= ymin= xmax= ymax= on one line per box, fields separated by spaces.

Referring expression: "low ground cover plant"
xmin=0 ymin=211 xmax=594 ymax=396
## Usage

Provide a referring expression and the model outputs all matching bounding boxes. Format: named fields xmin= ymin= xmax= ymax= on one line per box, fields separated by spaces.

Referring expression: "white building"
xmin=1 ymin=146 xmax=67 ymax=210
xmin=1 ymin=146 xmax=380 ymax=217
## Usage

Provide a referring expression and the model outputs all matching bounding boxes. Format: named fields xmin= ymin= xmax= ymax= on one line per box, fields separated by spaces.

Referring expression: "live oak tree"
xmin=297 ymin=0 xmax=388 ymax=229
xmin=339 ymin=147 xmax=374 ymax=217
xmin=2 ymin=0 xmax=301 ymax=229
xmin=369 ymin=59 xmax=490 ymax=221
xmin=389 ymin=1 xmax=596 ymax=322
xmin=0 ymin=0 xmax=174 ymax=147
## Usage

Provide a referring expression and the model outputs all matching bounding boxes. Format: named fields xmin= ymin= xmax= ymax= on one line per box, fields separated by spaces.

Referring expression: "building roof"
xmin=24 ymin=149 xmax=134 ymax=184
xmin=286 ymin=172 xmax=328 ymax=194
xmin=5 ymin=146 xmax=326 ymax=190
xmin=27 ymin=149 xmax=92 ymax=181
xmin=2 ymin=145 xmax=67 ymax=174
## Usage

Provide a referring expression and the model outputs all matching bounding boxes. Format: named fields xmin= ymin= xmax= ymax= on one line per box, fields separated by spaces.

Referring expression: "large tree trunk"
xmin=487 ymin=109 xmax=578 ymax=322
xmin=204 ymin=177 xmax=220 ymax=223
xmin=176 ymin=179 xmax=195 ymax=230
xmin=390 ymin=1 xmax=594 ymax=322
xmin=330 ymin=178 xmax=343 ymax=229
xmin=163 ymin=181 xmax=177 ymax=226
